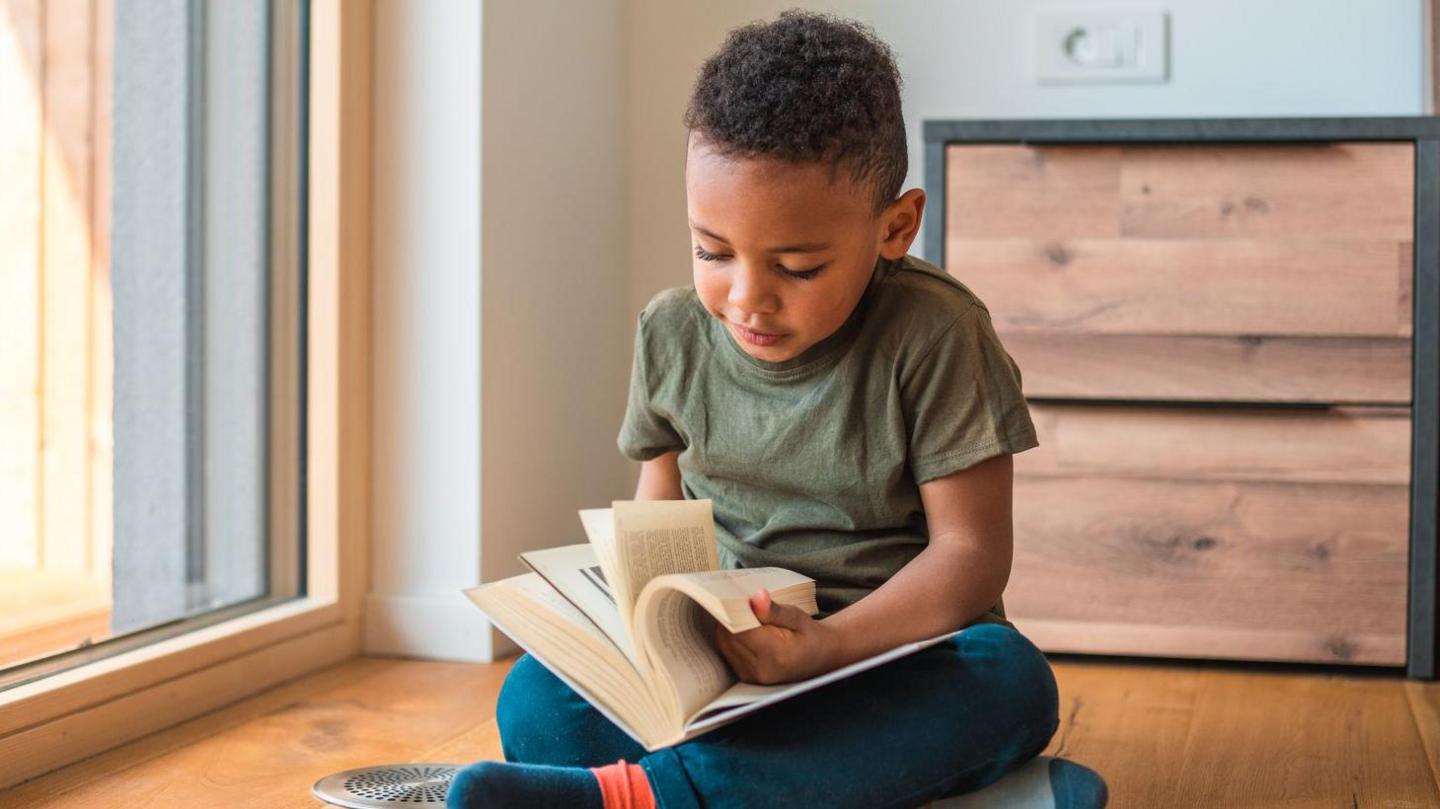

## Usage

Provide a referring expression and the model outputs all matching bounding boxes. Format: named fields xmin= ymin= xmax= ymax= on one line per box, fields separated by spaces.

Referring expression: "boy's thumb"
xmin=750 ymin=589 xmax=803 ymax=631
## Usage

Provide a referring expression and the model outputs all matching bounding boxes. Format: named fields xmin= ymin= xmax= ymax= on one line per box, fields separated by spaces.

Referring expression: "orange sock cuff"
xmin=590 ymin=759 xmax=656 ymax=809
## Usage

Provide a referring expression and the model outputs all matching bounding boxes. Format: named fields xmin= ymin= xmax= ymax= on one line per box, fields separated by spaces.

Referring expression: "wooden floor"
xmin=2 ymin=653 xmax=1439 ymax=808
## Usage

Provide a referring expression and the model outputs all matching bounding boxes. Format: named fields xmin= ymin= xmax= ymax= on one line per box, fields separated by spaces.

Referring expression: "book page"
xmin=633 ymin=587 xmax=735 ymax=725
xmin=609 ymin=500 xmax=720 ymax=637
xmin=579 ymin=508 xmax=621 ymax=582
xmin=474 ymin=576 xmax=639 ymax=698
xmin=463 ymin=575 xmax=669 ymax=746
xmin=519 ymin=543 xmax=639 ymax=666
xmin=628 ymin=565 xmax=816 ymax=725
xmin=652 ymin=567 xmax=816 ymax=632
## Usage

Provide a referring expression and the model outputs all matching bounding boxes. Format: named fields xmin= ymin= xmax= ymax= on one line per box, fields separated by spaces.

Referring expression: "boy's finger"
xmin=757 ymin=599 xmax=806 ymax=631
xmin=750 ymin=589 xmax=805 ymax=631
xmin=748 ymin=589 xmax=773 ymax=622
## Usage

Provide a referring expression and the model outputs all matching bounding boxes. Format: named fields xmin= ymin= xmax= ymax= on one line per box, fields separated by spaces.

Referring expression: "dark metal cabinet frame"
xmin=922 ymin=117 xmax=1440 ymax=679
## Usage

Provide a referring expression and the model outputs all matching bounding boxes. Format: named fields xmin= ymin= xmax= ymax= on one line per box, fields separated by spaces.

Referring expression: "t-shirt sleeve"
xmin=901 ymin=302 xmax=1039 ymax=484
xmin=617 ymin=308 xmax=686 ymax=461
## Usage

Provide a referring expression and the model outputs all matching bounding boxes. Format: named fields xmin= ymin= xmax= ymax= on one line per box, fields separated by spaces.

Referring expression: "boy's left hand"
xmin=713 ymin=589 xmax=844 ymax=684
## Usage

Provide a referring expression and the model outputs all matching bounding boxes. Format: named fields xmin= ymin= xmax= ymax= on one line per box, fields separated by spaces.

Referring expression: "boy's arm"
xmin=634 ymin=450 xmax=684 ymax=500
xmin=713 ymin=452 xmax=1014 ymax=684
xmin=822 ymin=451 xmax=1014 ymax=666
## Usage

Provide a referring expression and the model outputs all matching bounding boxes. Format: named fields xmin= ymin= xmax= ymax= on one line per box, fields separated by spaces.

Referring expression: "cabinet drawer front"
xmin=945 ymin=143 xmax=1414 ymax=243
xmin=1006 ymin=475 xmax=1409 ymax=665
xmin=1006 ymin=402 xmax=1413 ymax=665
xmin=1019 ymin=403 xmax=1412 ymax=485
xmin=1004 ymin=333 xmax=1411 ymax=404
xmin=944 ymin=142 xmax=1415 ymax=403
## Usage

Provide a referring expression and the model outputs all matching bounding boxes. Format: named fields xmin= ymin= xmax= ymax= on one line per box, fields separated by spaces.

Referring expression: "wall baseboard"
xmin=361 ymin=591 xmax=516 ymax=663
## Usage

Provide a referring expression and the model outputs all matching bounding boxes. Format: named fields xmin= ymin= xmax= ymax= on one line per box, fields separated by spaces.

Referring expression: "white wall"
xmin=366 ymin=0 xmax=631 ymax=662
xmin=626 ymin=0 xmax=1430 ymax=312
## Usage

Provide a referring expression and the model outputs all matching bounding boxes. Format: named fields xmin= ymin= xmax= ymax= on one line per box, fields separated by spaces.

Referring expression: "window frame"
xmin=0 ymin=0 xmax=373 ymax=789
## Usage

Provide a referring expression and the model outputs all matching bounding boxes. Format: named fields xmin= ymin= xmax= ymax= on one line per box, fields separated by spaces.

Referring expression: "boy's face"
xmin=685 ymin=133 xmax=923 ymax=363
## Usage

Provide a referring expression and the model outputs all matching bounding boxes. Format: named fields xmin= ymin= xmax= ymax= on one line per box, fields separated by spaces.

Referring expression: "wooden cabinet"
xmin=924 ymin=120 xmax=1439 ymax=672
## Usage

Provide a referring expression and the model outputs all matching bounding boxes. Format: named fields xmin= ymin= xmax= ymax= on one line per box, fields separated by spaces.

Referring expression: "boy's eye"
xmin=693 ymin=244 xmax=827 ymax=281
xmin=693 ymin=244 xmax=726 ymax=262
xmin=780 ymin=264 xmax=826 ymax=281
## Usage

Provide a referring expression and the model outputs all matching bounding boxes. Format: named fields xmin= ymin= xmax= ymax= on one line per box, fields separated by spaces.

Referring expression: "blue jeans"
xmin=494 ymin=621 xmax=1061 ymax=809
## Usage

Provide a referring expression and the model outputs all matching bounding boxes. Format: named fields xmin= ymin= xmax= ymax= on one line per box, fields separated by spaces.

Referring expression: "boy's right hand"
xmin=713 ymin=589 xmax=844 ymax=685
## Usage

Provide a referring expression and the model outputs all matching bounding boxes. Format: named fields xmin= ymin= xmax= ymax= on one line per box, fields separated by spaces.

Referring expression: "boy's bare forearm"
xmin=819 ymin=539 xmax=1008 ymax=668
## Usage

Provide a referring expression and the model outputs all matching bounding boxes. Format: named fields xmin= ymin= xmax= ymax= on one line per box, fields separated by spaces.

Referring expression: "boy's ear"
xmin=878 ymin=188 xmax=925 ymax=261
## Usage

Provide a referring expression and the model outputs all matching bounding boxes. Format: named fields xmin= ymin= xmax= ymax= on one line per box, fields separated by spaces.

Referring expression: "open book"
xmin=461 ymin=499 xmax=954 ymax=751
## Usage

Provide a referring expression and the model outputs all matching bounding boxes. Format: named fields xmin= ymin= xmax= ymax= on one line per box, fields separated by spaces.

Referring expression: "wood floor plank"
xmin=415 ymin=717 xmax=505 ymax=765
xmin=1204 ymin=673 xmax=1434 ymax=808
xmin=1047 ymin=658 xmax=1440 ymax=808
xmin=1045 ymin=658 xmax=1204 ymax=809
xmin=1403 ymin=681 xmax=1440 ymax=799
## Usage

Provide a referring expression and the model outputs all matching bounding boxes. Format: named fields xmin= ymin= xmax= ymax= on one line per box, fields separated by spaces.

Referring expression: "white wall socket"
xmin=1035 ymin=9 xmax=1169 ymax=84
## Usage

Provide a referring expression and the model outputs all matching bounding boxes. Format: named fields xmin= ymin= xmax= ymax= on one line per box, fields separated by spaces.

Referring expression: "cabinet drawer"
xmin=1006 ymin=475 xmax=1410 ymax=665
xmin=944 ymin=143 xmax=1414 ymax=244
xmin=944 ymin=142 xmax=1415 ymax=403
xmin=1006 ymin=403 xmax=1412 ymax=665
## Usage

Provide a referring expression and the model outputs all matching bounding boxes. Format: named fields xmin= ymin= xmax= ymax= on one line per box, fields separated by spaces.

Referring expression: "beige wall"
xmin=479 ymin=0 xmax=633 ymax=655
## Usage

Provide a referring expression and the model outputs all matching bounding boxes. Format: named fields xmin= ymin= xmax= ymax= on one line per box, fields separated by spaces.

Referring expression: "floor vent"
xmin=312 ymin=763 xmax=463 ymax=807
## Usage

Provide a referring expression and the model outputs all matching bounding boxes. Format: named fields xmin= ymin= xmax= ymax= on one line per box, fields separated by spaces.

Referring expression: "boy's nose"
xmin=727 ymin=262 xmax=780 ymax=315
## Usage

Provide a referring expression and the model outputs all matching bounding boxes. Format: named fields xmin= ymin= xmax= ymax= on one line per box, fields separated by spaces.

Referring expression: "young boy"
xmin=449 ymin=10 xmax=1107 ymax=809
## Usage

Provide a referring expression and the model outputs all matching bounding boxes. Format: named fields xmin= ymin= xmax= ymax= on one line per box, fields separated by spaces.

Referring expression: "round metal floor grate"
xmin=312 ymin=763 xmax=465 ymax=808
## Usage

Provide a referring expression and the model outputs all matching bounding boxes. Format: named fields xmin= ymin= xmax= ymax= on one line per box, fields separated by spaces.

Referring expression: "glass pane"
xmin=0 ymin=0 xmax=305 ymax=685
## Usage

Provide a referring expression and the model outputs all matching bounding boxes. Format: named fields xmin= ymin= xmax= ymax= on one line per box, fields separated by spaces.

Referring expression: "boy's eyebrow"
xmin=689 ymin=222 xmax=830 ymax=253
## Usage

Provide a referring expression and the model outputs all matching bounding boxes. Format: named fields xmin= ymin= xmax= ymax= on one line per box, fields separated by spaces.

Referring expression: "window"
xmin=1 ymin=0 xmax=305 ymax=689
xmin=0 ymin=0 xmax=372 ymax=789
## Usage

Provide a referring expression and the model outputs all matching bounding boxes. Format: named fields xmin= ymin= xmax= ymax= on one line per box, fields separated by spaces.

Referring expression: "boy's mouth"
xmin=728 ymin=321 xmax=786 ymax=348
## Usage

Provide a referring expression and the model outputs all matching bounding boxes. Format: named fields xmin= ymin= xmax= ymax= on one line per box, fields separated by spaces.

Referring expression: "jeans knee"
xmin=1010 ymin=630 xmax=1060 ymax=751
xmin=493 ymin=654 xmax=646 ymax=767
xmin=495 ymin=654 xmax=564 ymax=739
xmin=962 ymin=624 xmax=1060 ymax=751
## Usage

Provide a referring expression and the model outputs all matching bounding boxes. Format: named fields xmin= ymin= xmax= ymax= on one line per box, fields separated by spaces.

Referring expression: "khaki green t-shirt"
xmin=618 ymin=253 xmax=1038 ymax=624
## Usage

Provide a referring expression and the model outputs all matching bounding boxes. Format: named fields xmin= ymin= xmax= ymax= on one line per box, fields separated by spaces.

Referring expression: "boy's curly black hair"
xmin=683 ymin=9 xmax=907 ymax=214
